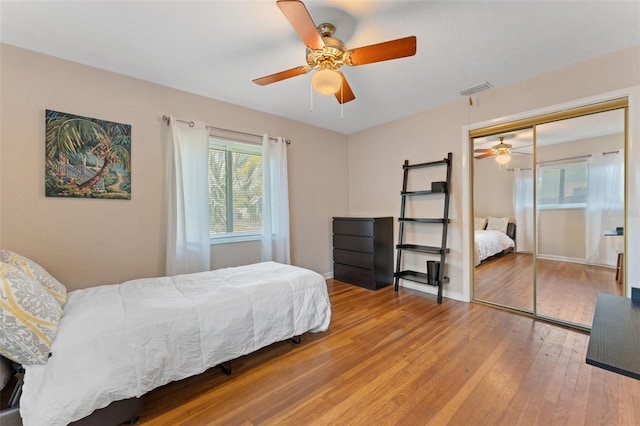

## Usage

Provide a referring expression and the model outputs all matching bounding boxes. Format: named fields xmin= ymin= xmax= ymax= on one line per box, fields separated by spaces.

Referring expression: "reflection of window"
xmin=208 ymin=138 xmax=263 ymax=241
xmin=537 ymin=161 xmax=587 ymax=208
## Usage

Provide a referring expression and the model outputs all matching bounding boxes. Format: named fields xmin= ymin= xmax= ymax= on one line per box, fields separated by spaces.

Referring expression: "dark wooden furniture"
xmin=586 ymin=293 xmax=640 ymax=380
xmin=603 ymin=230 xmax=624 ymax=285
xmin=332 ymin=217 xmax=394 ymax=290
xmin=394 ymin=153 xmax=452 ymax=303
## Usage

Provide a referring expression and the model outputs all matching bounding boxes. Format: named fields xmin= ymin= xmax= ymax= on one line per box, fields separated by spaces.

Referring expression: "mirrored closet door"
xmin=535 ymin=109 xmax=625 ymax=327
xmin=472 ymin=128 xmax=534 ymax=314
xmin=471 ymin=100 xmax=627 ymax=330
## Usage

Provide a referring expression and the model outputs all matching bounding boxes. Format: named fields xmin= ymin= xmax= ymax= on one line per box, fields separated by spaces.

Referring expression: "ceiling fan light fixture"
xmin=495 ymin=152 xmax=511 ymax=165
xmin=254 ymin=1 xmax=417 ymax=105
xmin=311 ymin=68 xmax=342 ymax=95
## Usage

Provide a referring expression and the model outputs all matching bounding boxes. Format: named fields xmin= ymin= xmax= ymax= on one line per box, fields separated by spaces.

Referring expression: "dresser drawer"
xmin=333 ymin=249 xmax=374 ymax=270
xmin=334 ymin=263 xmax=376 ymax=289
xmin=333 ymin=218 xmax=374 ymax=237
xmin=333 ymin=235 xmax=373 ymax=253
xmin=332 ymin=216 xmax=393 ymax=291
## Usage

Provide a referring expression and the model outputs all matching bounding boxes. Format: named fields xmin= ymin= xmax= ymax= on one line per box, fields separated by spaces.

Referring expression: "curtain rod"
xmin=537 ymin=150 xmax=620 ymax=166
xmin=537 ymin=154 xmax=591 ymax=165
xmin=162 ymin=115 xmax=291 ymax=145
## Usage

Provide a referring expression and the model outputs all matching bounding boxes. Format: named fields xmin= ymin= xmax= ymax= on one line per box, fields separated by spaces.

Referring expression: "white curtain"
xmin=261 ymin=135 xmax=291 ymax=264
xmin=585 ymin=150 xmax=624 ymax=266
xmin=513 ymin=168 xmax=534 ymax=252
xmin=166 ymin=117 xmax=211 ymax=275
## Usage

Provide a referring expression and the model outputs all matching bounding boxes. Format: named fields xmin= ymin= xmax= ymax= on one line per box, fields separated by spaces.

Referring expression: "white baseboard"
xmin=536 ymin=254 xmax=616 ymax=269
xmin=397 ymin=280 xmax=468 ymax=302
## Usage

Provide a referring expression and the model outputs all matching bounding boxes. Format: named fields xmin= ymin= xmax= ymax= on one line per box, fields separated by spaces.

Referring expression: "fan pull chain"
xmin=340 ymin=83 xmax=344 ymax=119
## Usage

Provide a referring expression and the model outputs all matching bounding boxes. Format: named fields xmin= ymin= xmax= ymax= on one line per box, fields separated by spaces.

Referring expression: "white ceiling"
xmin=1 ymin=1 xmax=639 ymax=135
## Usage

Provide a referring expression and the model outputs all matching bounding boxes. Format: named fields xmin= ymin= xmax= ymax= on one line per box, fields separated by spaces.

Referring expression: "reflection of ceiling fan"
xmin=474 ymin=135 xmax=531 ymax=164
xmin=252 ymin=0 xmax=417 ymax=104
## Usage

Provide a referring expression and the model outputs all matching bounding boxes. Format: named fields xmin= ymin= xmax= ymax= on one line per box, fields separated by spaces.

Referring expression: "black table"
xmin=586 ymin=293 xmax=640 ymax=380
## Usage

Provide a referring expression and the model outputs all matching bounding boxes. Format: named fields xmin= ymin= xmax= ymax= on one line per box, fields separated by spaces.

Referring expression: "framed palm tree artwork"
xmin=45 ymin=110 xmax=131 ymax=199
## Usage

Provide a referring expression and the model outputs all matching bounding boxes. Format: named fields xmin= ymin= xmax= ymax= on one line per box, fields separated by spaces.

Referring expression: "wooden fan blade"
xmin=349 ymin=36 xmax=417 ymax=66
xmin=276 ymin=0 xmax=324 ymax=50
xmin=475 ymin=152 xmax=495 ymax=160
xmin=334 ymin=71 xmax=355 ymax=104
xmin=474 ymin=148 xmax=492 ymax=153
xmin=252 ymin=66 xmax=309 ymax=86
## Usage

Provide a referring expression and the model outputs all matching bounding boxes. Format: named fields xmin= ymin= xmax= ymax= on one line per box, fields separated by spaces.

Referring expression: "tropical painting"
xmin=45 ymin=110 xmax=131 ymax=199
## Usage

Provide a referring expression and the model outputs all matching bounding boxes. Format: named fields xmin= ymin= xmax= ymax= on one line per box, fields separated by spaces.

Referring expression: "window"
xmin=208 ymin=138 xmax=263 ymax=242
xmin=537 ymin=161 xmax=587 ymax=208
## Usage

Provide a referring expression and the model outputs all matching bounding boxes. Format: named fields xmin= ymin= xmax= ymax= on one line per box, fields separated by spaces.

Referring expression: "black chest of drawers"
xmin=332 ymin=217 xmax=393 ymax=290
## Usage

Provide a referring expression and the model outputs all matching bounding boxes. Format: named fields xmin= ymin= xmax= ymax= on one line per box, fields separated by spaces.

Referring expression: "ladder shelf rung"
xmin=396 ymin=244 xmax=449 ymax=254
xmin=403 ymin=159 xmax=449 ymax=170
xmin=401 ymin=189 xmax=447 ymax=196
xmin=398 ymin=218 xmax=449 ymax=224
xmin=394 ymin=270 xmax=450 ymax=286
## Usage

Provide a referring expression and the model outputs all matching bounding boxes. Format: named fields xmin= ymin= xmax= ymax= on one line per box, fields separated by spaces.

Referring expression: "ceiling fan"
xmin=252 ymin=0 xmax=417 ymax=104
xmin=474 ymin=135 xmax=532 ymax=164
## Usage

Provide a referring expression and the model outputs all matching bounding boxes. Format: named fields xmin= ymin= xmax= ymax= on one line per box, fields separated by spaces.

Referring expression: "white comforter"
xmin=20 ymin=262 xmax=331 ymax=426
xmin=474 ymin=230 xmax=515 ymax=266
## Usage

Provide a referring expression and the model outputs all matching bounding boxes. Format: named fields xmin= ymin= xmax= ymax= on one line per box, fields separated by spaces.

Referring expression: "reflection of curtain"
xmin=166 ymin=117 xmax=211 ymax=275
xmin=261 ymin=135 xmax=290 ymax=264
xmin=513 ymin=168 xmax=534 ymax=252
xmin=585 ymin=150 xmax=624 ymax=266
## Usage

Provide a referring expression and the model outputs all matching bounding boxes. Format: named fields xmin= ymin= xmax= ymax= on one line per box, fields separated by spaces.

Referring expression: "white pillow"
xmin=486 ymin=216 xmax=509 ymax=234
xmin=0 ymin=262 xmax=62 ymax=365
xmin=474 ymin=216 xmax=487 ymax=230
xmin=0 ymin=249 xmax=67 ymax=307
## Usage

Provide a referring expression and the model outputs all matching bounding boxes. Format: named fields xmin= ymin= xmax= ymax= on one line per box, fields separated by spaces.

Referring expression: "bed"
xmin=0 ymin=254 xmax=331 ymax=426
xmin=474 ymin=217 xmax=516 ymax=266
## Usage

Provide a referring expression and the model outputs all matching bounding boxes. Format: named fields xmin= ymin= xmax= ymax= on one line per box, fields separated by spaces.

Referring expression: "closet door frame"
xmin=461 ymin=88 xmax=638 ymax=330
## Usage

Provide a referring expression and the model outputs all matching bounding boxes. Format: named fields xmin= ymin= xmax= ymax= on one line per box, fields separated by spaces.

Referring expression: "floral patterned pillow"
xmin=0 ymin=249 xmax=67 ymax=307
xmin=0 ymin=262 xmax=62 ymax=365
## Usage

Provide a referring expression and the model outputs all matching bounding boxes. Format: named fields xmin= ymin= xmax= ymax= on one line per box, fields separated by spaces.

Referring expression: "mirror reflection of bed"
xmin=472 ymin=106 xmax=626 ymax=329
xmin=473 ymin=129 xmax=535 ymax=313
xmin=474 ymin=218 xmax=533 ymax=311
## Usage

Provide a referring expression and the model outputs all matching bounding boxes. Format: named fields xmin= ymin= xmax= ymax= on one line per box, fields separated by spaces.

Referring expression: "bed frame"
xmin=0 ymin=335 xmax=304 ymax=426
xmin=1 ymin=356 xmax=143 ymax=426
xmin=1 ymin=399 xmax=142 ymax=426
xmin=505 ymin=222 xmax=516 ymax=249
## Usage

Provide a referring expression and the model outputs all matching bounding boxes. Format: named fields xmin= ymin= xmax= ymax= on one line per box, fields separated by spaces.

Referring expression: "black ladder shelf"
xmin=394 ymin=153 xmax=452 ymax=304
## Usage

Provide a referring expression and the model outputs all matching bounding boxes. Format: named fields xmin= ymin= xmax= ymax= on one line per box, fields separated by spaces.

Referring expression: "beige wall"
xmin=0 ymin=44 xmax=349 ymax=290
xmin=2 ymin=42 xmax=638 ymax=299
xmin=538 ymin=209 xmax=586 ymax=260
xmin=348 ymin=45 xmax=640 ymax=301
xmin=473 ymin=160 xmax=514 ymax=221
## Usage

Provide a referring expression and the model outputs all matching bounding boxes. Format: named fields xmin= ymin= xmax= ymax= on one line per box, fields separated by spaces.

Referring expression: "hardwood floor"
xmin=475 ymin=253 xmax=623 ymax=327
xmin=138 ymin=279 xmax=640 ymax=425
xmin=475 ymin=253 xmax=535 ymax=312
